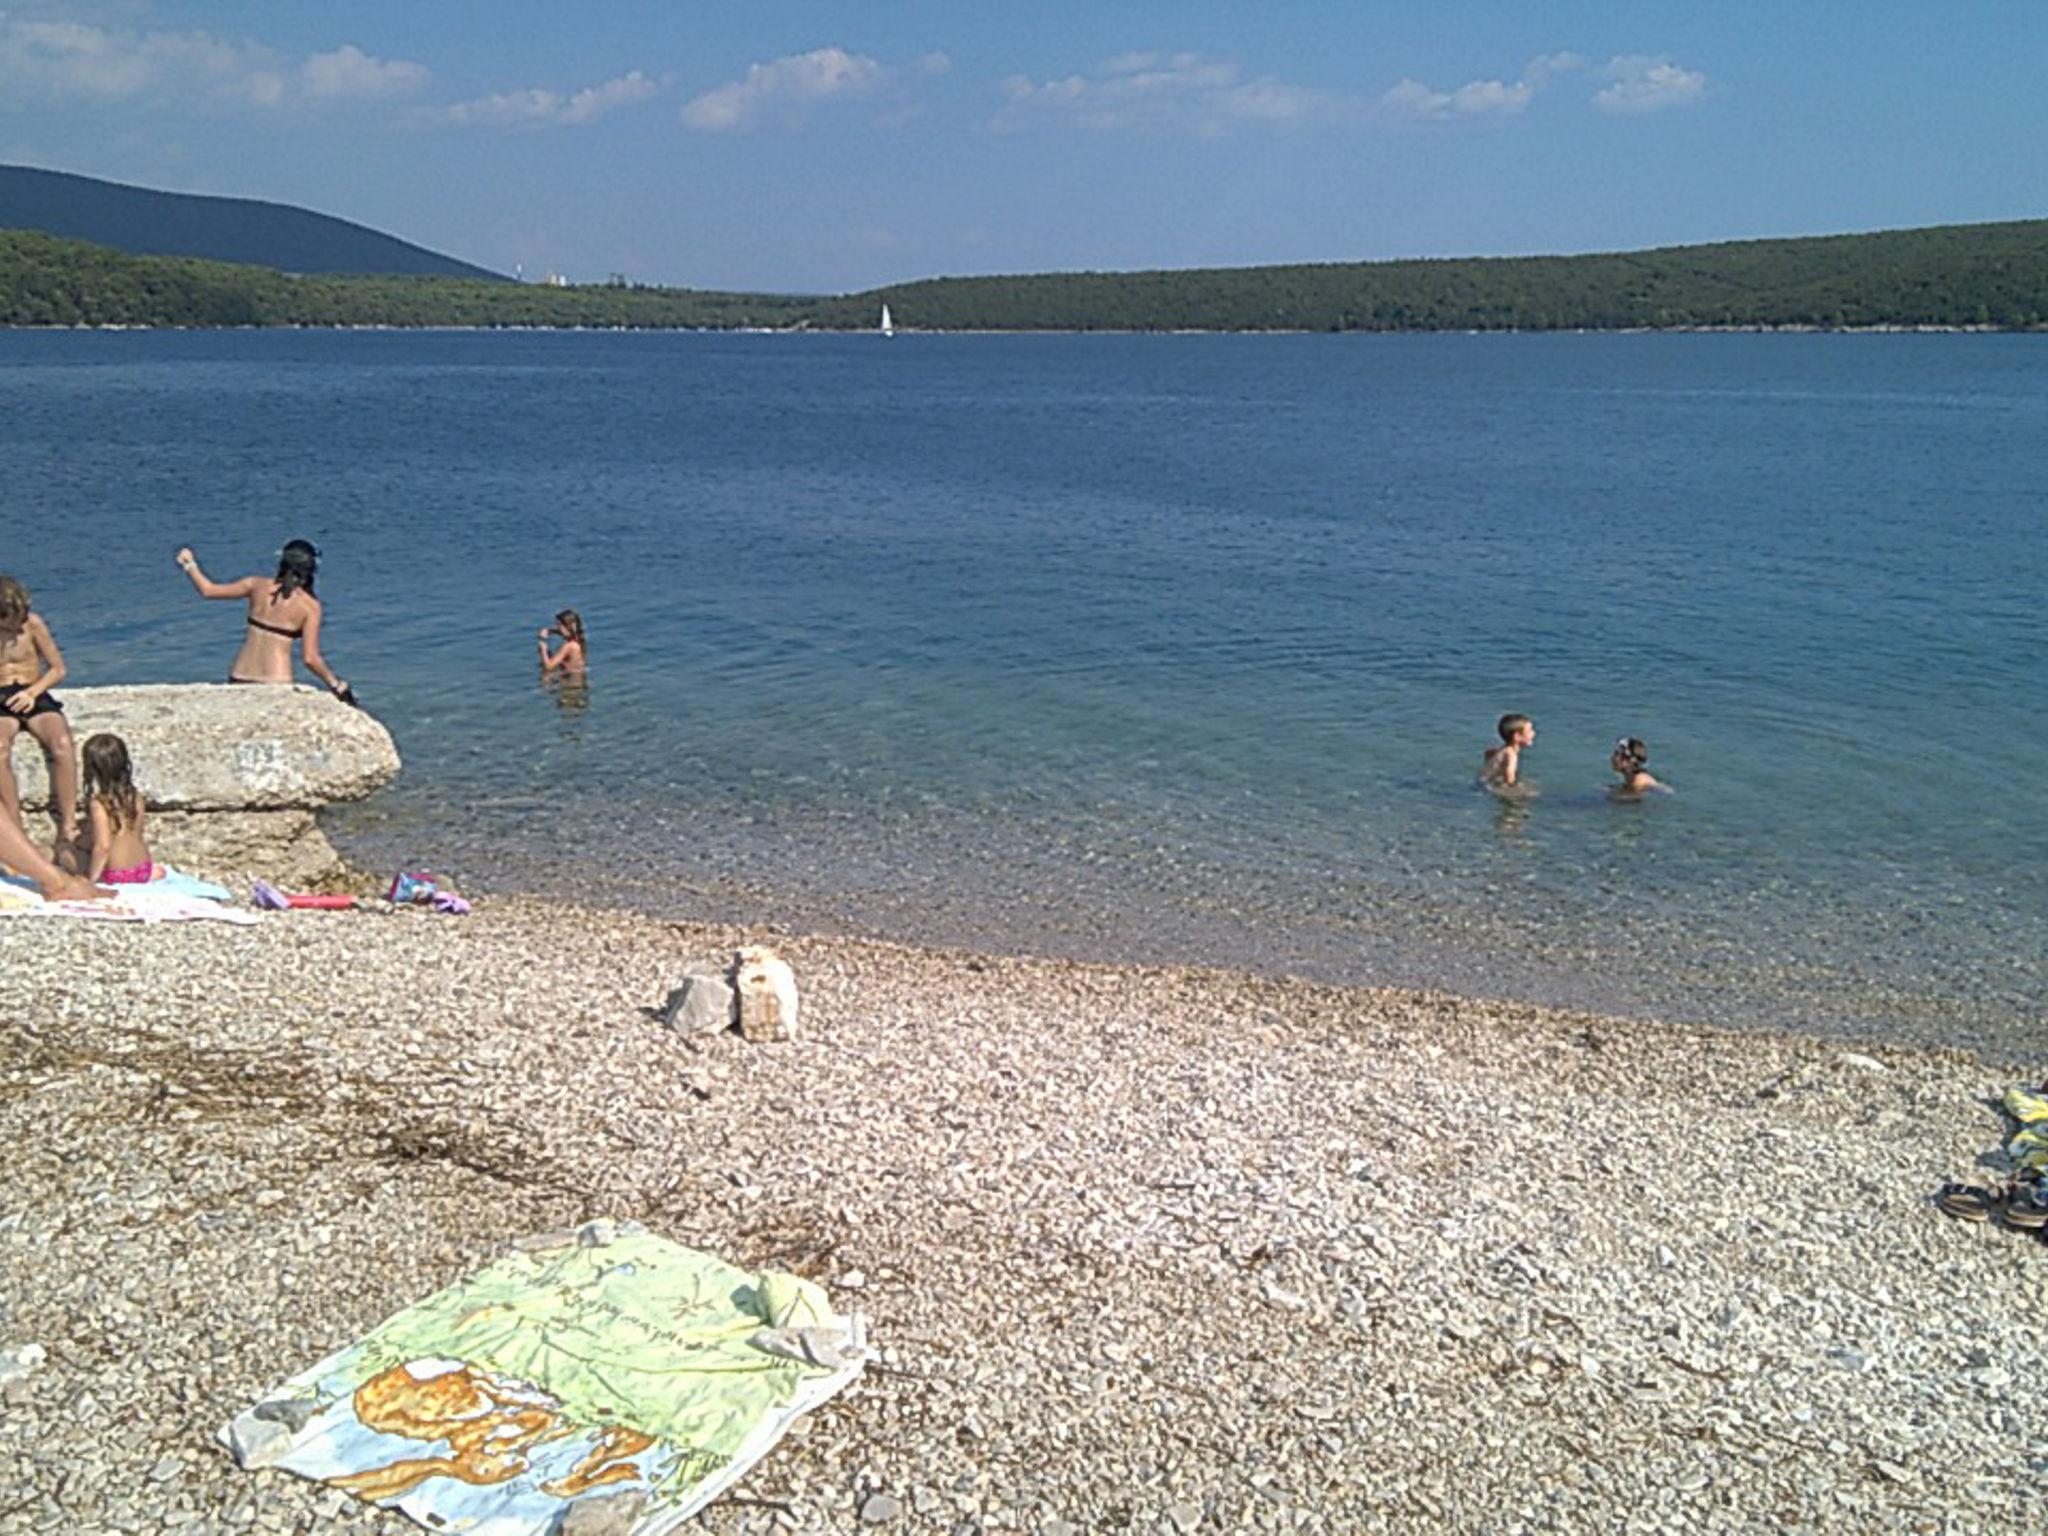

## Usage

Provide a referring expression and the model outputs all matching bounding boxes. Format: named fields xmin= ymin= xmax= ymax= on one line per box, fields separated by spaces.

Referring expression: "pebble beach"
xmin=1 ymin=896 xmax=2042 ymax=1533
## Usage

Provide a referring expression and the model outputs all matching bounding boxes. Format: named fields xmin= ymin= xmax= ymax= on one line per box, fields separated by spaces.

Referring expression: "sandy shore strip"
xmin=1 ymin=896 xmax=2041 ymax=1533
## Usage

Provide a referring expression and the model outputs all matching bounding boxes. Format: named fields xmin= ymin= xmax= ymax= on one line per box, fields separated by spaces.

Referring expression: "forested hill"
xmin=0 ymin=165 xmax=501 ymax=280
xmin=826 ymin=221 xmax=2048 ymax=332
xmin=2 ymin=218 xmax=2046 ymax=331
xmin=0 ymin=230 xmax=806 ymax=328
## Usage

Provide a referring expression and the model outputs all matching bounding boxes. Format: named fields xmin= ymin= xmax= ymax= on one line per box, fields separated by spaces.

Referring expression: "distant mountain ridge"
xmin=0 ymin=165 xmax=502 ymax=280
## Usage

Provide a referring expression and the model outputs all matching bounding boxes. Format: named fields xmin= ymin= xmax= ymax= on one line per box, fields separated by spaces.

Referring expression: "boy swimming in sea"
xmin=1481 ymin=713 xmax=1534 ymax=790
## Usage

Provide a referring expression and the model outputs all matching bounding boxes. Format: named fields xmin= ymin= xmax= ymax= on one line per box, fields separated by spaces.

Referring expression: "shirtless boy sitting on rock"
xmin=0 ymin=574 xmax=96 ymax=895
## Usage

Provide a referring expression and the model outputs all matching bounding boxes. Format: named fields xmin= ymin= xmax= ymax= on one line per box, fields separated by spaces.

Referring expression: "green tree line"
xmin=0 ymin=231 xmax=812 ymax=329
xmin=4 ymin=221 xmax=2046 ymax=332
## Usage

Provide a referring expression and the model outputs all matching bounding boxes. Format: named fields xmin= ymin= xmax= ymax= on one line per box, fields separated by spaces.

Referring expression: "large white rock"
xmin=4 ymin=683 xmax=400 ymax=883
xmin=735 ymin=945 xmax=799 ymax=1043
xmin=8 ymin=683 xmax=399 ymax=811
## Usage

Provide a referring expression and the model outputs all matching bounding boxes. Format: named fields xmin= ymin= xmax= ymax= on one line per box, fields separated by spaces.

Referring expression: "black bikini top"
xmin=247 ymin=615 xmax=303 ymax=639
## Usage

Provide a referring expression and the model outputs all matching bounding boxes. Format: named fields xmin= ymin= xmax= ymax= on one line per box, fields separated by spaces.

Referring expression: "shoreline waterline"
xmin=11 ymin=320 xmax=2048 ymax=335
xmin=324 ymin=810 xmax=2041 ymax=1068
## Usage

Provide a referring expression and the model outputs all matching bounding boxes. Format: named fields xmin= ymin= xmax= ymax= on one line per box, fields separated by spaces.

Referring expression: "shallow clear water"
xmin=5 ymin=330 xmax=2043 ymax=1054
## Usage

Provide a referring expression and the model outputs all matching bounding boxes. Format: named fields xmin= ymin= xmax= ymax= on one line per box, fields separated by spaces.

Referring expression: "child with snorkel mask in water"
xmin=1610 ymin=737 xmax=1669 ymax=795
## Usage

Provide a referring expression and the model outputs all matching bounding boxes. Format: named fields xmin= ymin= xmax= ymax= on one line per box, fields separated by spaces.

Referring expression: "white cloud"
xmin=300 ymin=45 xmax=429 ymax=102
xmin=915 ymin=52 xmax=952 ymax=77
xmin=0 ymin=18 xmax=264 ymax=102
xmin=1379 ymin=79 xmax=1435 ymax=116
xmin=1594 ymin=55 xmax=1708 ymax=115
xmin=680 ymin=46 xmax=885 ymax=132
xmin=0 ymin=18 xmax=425 ymax=109
xmin=994 ymin=52 xmax=1344 ymax=134
xmin=437 ymin=70 xmax=662 ymax=129
xmin=1523 ymin=51 xmax=1587 ymax=86
xmin=1217 ymin=78 xmax=1335 ymax=125
xmin=1453 ymin=78 xmax=1532 ymax=114
xmin=1381 ymin=75 xmax=1533 ymax=119
xmin=1377 ymin=50 xmax=1595 ymax=122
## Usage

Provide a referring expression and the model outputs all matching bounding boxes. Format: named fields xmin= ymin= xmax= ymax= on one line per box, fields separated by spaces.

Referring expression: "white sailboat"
xmin=879 ymin=302 xmax=895 ymax=338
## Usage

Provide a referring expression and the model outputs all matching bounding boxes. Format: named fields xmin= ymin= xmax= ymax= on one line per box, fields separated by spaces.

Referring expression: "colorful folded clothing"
xmin=388 ymin=869 xmax=470 ymax=915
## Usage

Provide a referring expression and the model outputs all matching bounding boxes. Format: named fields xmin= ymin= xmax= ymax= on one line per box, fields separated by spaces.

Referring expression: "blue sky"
xmin=2 ymin=1 xmax=2043 ymax=292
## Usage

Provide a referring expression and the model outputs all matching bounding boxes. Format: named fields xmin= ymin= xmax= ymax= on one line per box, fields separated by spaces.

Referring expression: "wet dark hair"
xmin=274 ymin=540 xmax=320 ymax=600
xmin=0 ymin=574 xmax=27 ymax=625
xmin=83 ymin=733 xmax=142 ymax=831
xmin=555 ymin=609 xmax=587 ymax=656
xmin=1613 ymin=737 xmax=1650 ymax=773
xmin=1498 ymin=713 xmax=1532 ymax=743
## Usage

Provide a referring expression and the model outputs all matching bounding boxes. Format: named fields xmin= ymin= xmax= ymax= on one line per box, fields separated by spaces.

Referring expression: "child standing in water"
xmin=1481 ymin=713 xmax=1535 ymax=790
xmin=0 ymin=574 xmax=80 ymax=867
xmin=537 ymin=609 xmax=588 ymax=674
xmin=1609 ymin=737 xmax=1669 ymax=795
xmin=81 ymin=734 xmax=160 ymax=884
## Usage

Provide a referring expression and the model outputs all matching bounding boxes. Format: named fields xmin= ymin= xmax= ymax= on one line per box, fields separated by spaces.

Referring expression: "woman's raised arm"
xmin=175 ymin=547 xmax=259 ymax=600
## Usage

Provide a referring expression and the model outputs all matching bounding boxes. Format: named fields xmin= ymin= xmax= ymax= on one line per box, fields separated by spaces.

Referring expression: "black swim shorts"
xmin=0 ymin=684 xmax=62 ymax=718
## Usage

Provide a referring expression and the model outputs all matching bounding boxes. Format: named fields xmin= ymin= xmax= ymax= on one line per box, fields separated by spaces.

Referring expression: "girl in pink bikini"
xmin=81 ymin=733 xmax=160 ymax=885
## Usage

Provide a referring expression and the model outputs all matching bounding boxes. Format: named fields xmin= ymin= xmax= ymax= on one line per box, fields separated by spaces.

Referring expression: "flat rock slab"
xmin=9 ymin=683 xmax=400 ymax=811
xmin=148 ymin=810 xmax=347 ymax=886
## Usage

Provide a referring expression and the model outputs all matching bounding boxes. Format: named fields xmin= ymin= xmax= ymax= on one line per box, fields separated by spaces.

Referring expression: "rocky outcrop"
xmin=7 ymin=683 xmax=399 ymax=884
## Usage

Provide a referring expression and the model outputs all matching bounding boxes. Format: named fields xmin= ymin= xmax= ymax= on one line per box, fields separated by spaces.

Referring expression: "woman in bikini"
xmin=175 ymin=540 xmax=352 ymax=702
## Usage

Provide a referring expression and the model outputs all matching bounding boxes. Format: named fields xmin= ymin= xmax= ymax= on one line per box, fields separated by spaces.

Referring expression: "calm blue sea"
xmin=4 ymin=330 xmax=2043 ymax=1054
